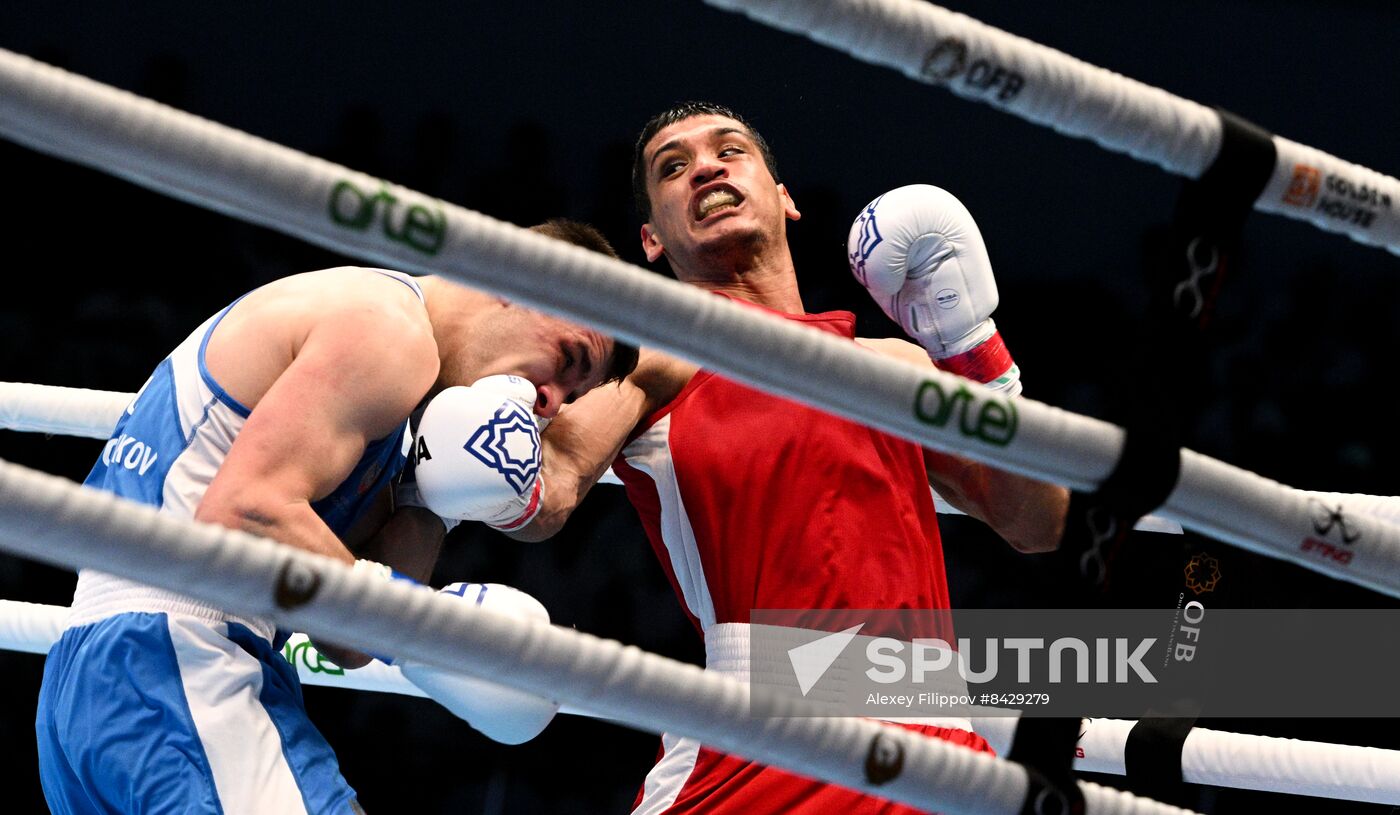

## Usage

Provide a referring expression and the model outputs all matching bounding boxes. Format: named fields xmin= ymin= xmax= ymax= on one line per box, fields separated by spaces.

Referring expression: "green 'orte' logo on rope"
xmin=328 ymin=179 xmax=445 ymax=256
xmin=913 ymin=379 xmax=1018 ymax=446
xmin=282 ymin=638 xmax=347 ymax=676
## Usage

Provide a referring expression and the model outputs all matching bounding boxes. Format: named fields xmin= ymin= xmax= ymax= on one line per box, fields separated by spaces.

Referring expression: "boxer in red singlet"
xmin=511 ymin=103 xmax=1069 ymax=814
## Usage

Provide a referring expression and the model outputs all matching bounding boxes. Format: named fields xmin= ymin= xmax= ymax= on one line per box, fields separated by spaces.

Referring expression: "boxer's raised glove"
xmin=848 ymin=184 xmax=1021 ymax=396
xmin=396 ymin=582 xmax=560 ymax=744
xmin=413 ymin=375 xmax=545 ymax=531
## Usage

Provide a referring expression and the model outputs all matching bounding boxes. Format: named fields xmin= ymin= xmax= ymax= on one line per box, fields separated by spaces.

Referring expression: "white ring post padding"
xmin=1 ymin=50 xmax=1399 ymax=599
xmin=702 ymin=0 xmax=1400 ymax=257
xmin=0 ymin=461 xmax=1197 ymax=815
xmin=973 ymin=717 xmax=1400 ymax=806
xmin=0 ymin=383 xmax=127 ymax=439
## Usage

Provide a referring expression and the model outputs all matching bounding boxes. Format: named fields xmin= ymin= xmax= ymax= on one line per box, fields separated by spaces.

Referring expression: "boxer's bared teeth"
xmin=696 ymin=189 xmax=740 ymax=219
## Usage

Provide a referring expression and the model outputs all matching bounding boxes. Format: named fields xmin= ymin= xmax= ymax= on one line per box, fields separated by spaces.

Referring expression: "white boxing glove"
xmin=848 ymin=184 xmax=1021 ymax=396
xmin=397 ymin=582 xmax=560 ymax=744
xmin=413 ymin=375 xmax=545 ymax=531
xmin=393 ymin=422 xmax=461 ymax=534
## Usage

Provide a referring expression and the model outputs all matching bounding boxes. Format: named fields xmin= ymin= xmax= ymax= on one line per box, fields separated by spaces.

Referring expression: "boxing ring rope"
xmin=0 ymin=383 xmax=129 ymax=440
xmin=4 ymin=594 xmax=1397 ymax=806
xmin=0 ymin=380 xmax=1191 ymax=532
xmin=0 ymin=460 xmax=1193 ymax=815
xmin=1 ymin=49 xmax=1397 ymax=600
xmin=0 ymin=599 xmax=430 ymax=699
xmin=972 ymin=716 xmax=1400 ymax=806
xmin=0 ymin=596 xmax=1387 ymax=807
xmin=704 ymin=0 xmax=1400 ymax=257
xmin=0 ymin=380 xmax=644 ymax=488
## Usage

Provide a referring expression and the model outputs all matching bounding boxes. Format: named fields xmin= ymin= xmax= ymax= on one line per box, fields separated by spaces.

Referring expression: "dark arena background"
xmin=3 ymin=1 xmax=1400 ymax=812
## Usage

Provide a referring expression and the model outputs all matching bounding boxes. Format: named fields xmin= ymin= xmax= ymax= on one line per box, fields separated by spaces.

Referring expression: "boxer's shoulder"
xmin=855 ymin=336 xmax=934 ymax=368
xmin=250 ymin=267 xmax=428 ymax=331
xmin=630 ymin=348 xmax=699 ymax=413
xmin=205 ymin=267 xmax=436 ymax=416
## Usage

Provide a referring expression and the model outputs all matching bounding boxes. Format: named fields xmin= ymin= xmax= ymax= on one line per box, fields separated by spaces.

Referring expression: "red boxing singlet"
xmin=615 ymin=304 xmax=987 ymax=815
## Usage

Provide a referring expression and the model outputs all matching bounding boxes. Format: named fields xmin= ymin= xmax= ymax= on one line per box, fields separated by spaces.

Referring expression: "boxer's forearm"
xmin=196 ymin=491 xmax=356 ymax=565
xmin=356 ymin=506 xmax=445 ymax=584
xmin=926 ymin=450 xmax=1067 ymax=553
xmin=983 ymin=469 xmax=1068 ymax=553
xmin=196 ymin=496 xmax=379 ymax=668
xmin=509 ymin=379 xmax=648 ymax=542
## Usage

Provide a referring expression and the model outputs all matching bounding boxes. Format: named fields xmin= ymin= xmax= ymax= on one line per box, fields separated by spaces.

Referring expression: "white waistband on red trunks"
xmin=704 ymin=622 xmax=975 ymax=734
xmin=68 ymin=569 xmax=277 ymax=643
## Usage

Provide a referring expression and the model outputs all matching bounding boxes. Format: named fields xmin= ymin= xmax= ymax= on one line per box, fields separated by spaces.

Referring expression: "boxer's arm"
xmin=508 ymin=349 xmax=692 ymax=542
xmin=858 ymin=336 xmax=1067 ymax=553
xmin=342 ymin=457 xmax=446 ymax=584
xmin=506 ymin=376 xmax=650 ymax=541
xmin=197 ymin=302 xmax=438 ymax=662
xmin=922 ymin=448 xmax=1068 ymax=553
xmin=354 ymin=505 xmax=446 ymax=584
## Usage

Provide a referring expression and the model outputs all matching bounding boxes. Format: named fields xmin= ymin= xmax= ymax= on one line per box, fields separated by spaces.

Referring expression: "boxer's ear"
xmin=641 ymin=223 xmax=666 ymax=263
xmin=778 ymin=184 xmax=801 ymax=222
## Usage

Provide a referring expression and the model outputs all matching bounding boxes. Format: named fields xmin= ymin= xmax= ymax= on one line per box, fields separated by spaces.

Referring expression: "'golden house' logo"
xmin=1283 ymin=164 xmax=1322 ymax=208
xmin=1184 ymin=553 xmax=1222 ymax=595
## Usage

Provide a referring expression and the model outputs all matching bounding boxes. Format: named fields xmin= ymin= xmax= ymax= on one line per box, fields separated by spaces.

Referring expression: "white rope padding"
xmin=0 ymin=380 xmax=1187 ymax=532
xmin=2 ymin=50 xmax=1397 ymax=602
xmin=0 ymin=599 xmax=430 ymax=699
xmin=704 ymin=0 xmax=1400 ymax=257
xmin=2 ymin=597 xmax=1391 ymax=805
xmin=0 ymin=598 xmax=581 ymax=712
xmin=0 ymin=380 xmax=643 ymax=488
xmin=0 ymin=50 xmax=1397 ymax=599
xmin=973 ymin=717 xmax=1400 ymax=806
xmin=0 ymin=461 xmax=1196 ymax=815
xmin=0 ymin=383 xmax=128 ymax=439
xmin=0 ymin=599 xmax=62 ymax=655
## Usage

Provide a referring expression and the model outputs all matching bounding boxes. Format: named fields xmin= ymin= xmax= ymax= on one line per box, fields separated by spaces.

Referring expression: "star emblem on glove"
xmin=848 ymin=197 xmax=884 ymax=285
xmin=464 ymin=402 xmax=540 ymax=496
xmin=1183 ymin=553 xmax=1222 ymax=595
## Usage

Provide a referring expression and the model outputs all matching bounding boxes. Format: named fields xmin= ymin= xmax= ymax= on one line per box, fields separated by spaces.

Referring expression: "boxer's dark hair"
xmin=631 ymin=102 xmax=781 ymax=221
xmin=528 ymin=219 xmax=639 ymax=384
xmin=531 ymin=219 xmax=616 ymax=259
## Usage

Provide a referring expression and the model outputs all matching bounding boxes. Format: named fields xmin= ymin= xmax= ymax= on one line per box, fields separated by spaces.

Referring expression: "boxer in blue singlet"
xmin=36 ymin=222 xmax=637 ymax=814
